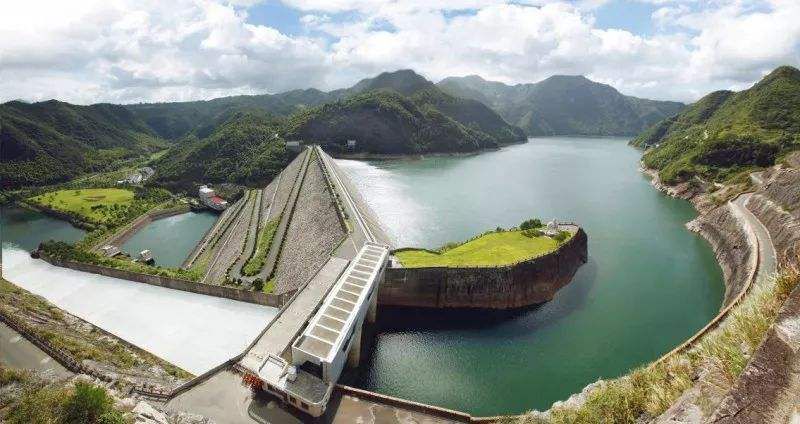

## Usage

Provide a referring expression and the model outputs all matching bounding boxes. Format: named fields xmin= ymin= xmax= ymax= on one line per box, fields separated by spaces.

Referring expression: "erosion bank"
xmin=379 ymin=227 xmax=588 ymax=309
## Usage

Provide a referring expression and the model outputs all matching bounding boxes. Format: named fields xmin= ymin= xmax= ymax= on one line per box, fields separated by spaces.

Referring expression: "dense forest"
xmin=0 ymin=101 xmax=164 ymax=188
xmin=633 ymin=66 xmax=800 ymax=184
xmin=437 ymin=74 xmax=684 ymax=136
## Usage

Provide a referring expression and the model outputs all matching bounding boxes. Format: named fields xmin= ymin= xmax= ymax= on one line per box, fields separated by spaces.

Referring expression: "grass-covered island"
xmin=395 ymin=218 xmax=573 ymax=268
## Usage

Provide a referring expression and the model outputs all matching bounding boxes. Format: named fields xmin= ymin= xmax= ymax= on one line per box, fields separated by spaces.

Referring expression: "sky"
xmin=1 ymin=0 xmax=798 ymax=105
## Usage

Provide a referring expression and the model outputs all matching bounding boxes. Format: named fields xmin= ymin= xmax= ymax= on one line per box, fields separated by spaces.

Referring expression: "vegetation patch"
xmin=242 ymin=218 xmax=280 ymax=277
xmin=0 ymin=365 xmax=128 ymax=424
xmin=28 ymin=188 xmax=135 ymax=224
xmin=39 ymin=241 xmax=201 ymax=282
xmin=396 ymin=229 xmax=564 ymax=268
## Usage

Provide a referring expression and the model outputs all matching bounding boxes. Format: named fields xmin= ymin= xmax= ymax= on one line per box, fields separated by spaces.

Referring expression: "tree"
xmin=520 ymin=218 xmax=542 ymax=230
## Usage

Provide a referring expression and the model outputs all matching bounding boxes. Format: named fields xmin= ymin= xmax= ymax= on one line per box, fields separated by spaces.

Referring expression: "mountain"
xmin=125 ymin=89 xmax=334 ymax=140
xmin=152 ymin=111 xmax=291 ymax=191
xmin=0 ymin=100 xmax=163 ymax=188
xmin=437 ymin=74 xmax=685 ymax=136
xmin=635 ymin=66 xmax=800 ymax=184
xmin=284 ymin=70 xmax=526 ymax=153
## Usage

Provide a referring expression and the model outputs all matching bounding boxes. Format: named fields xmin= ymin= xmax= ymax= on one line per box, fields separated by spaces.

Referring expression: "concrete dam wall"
xmin=379 ymin=228 xmax=588 ymax=309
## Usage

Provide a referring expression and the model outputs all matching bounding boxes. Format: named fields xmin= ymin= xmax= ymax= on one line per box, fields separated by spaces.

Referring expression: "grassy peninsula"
xmin=397 ymin=221 xmax=571 ymax=268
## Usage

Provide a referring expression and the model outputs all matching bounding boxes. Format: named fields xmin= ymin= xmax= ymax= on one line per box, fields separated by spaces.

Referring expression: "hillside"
xmin=285 ymin=70 xmax=525 ymax=153
xmin=152 ymin=111 xmax=292 ymax=190
xmin=437 ymin=74 xmax=684 ymax=136
xmin=125 ymin=89 xmax=333 ymax=139
xmin=0 ymin=100 xmax=163 ymax=188
xmin=635 ymin=66 xmax=800 ymax=184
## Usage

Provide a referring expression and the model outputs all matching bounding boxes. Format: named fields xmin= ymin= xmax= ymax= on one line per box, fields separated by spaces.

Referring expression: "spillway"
xmin=2 ymin=246 xmax=278 ymax=375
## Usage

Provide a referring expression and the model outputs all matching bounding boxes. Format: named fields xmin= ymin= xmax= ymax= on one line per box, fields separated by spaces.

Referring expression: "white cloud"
xmin=0 ymin=0 xmax=798 ymax=104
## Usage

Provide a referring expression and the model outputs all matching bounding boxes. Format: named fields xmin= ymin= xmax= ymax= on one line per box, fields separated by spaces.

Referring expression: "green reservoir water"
xmin=120 ymin=212 xmax=217 ymax=268
xmin=1 ymin=206 xmax=86 ymax=252
xmin=337 ymin=137 xmax=725 ymax=416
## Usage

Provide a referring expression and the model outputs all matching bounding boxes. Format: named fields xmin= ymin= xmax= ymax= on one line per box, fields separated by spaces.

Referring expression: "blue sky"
xmin=1 ymin=0 xmax=798 ymax=104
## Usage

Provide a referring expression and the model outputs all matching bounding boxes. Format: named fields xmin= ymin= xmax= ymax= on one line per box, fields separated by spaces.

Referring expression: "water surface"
xmin=1 ymin=206 xmax=85 ymax=252
xmin=337 ymin=137 xmax=724 ymax=415
xmin=120 ymin=211 xmax=217 ymax=268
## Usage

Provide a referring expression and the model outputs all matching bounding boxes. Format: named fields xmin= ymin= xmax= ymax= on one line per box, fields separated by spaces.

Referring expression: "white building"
xmin=198 ymin=185 xmax=228 ymax=211
xmin=346 ymin=139 xmax=357 ymax=150
xmin=252 ymin=243 xmax=389 ymax=417
xmin=285 ymin=141 xmax=302 ymax=152
xmin=545 ymin=219 xmax=560 ymax=237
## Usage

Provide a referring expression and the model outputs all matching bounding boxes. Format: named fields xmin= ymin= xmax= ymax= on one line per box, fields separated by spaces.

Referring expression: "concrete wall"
xmin=379 ymin=228 xmax=588 ymax=309
xmin=39 ymin=254 xmax=285 ymax=308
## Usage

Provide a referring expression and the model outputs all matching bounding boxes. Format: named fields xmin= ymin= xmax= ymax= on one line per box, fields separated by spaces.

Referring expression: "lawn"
xmin=28 ymin=188 xmax=134 ymax=224
xmin=396 ymin=230 xmax=565 ymax=268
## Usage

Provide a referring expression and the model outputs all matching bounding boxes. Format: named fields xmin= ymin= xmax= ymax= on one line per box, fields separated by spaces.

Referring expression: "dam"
xmin=2 ymin=137 xmax=723 ymax=419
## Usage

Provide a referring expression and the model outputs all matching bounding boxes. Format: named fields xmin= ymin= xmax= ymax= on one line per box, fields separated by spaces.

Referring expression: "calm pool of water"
xmin=337 ymin=137 xmax=724 ymax=416
xmin=120 ymin=211 xmax=217 ymax=268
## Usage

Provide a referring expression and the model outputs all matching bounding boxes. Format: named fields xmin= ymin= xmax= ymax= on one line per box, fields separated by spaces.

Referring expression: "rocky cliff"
xmin=379 ymin=228 xmax=588 ymax=309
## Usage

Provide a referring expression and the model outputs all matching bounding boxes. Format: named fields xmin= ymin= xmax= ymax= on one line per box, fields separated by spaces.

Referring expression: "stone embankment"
xmin=380 ymin=227 xmax=588 ymax=309
xmin=273 ymin=157 xmax=347 ymax=294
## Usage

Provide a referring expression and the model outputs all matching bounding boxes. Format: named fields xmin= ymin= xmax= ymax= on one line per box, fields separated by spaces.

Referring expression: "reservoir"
xmin=120 ymin=211 xmax=217 ymax=268
xmin=337 ymin=137 xmax=725 ymax=416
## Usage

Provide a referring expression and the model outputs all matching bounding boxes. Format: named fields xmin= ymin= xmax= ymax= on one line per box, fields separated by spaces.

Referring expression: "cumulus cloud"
xmin=0 ymin=0 xmax=798 ymax=104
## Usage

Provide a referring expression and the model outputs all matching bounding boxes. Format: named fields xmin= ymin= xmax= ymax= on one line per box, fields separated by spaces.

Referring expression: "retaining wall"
xmin=38 ymin=254 xmax=285 ymax=308
xmin=379 ymin=228 xmax=588 ymax=309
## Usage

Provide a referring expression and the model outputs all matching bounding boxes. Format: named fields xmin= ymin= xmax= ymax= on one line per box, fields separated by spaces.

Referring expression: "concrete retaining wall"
xmin=379 ymin=228 xmax=588 ymax=309
xmin=39 ymin=254 xmax=286 ymax=308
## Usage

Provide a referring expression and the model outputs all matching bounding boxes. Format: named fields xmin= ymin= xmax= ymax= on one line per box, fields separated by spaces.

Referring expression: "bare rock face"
xmin=133 ymin=401 xmax=170 ymax=424
xmin=686 ymin=204 xmax=755 ymax=306
xmin=708 ymin=283 xmax=800 ymax=423
xmin=746 ymin=165 xmax=800 ymax=267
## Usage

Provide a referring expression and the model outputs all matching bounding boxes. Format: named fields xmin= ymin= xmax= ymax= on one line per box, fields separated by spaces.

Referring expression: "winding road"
xmin=731 ymin=193 xmax=777 ymax=284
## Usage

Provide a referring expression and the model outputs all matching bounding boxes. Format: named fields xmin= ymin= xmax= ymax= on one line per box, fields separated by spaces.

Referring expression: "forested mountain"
xmin=152 ymin=111 xmax=291 ymax=191
xmin=284 ymin=70 xmax=526 ymax=153
xmin=437 ymin=74 xmax=684 ymax=136
xmin=125 ymin=89 xmax=334 ymax=140
xmin=635 ymin=66 xmax=800 ymax=184
xmin=0 ymin=100 xmax=163 ymax=188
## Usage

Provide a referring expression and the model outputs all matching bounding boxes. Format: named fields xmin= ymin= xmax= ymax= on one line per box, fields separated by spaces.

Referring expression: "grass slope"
xmin=634 ymin=65 xmax=800 ymax=184
xmin=396 ymin=230 xmax=561 ymax=268
xmin=28 ymin=188 xmax=134 ymax=224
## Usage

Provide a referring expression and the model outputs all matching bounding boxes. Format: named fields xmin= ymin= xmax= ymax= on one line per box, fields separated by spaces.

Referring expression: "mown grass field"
xmin=28 ymin=188 xmax=134 ymax=224
xmin=396 ymin=230 xmax=562 ymax=268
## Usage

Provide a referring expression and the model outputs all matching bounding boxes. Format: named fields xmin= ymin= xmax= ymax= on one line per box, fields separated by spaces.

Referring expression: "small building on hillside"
xmin=138 ymin=249 xmax=154 ymax=264
xmin=346 ymin=139 xmax=357 ymax=150
xmin=199 ymin=185 xmax=229 ymax=211
xmin=286 ymin=141 xmax=302 ymax=152
xmin=100 ymin=245 xmax=122 ymax=258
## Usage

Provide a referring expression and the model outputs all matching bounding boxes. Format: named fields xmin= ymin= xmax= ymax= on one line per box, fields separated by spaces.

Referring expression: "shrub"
xmin=522 ymin=229 xmax=544 ymax=238
xmin=552 ymin=231 xmax=569 ymax=242
xmin=253 ymin=278 xmax=264 ymax=292
xmin=63 ymin=381 xmax=116 ymax=424
xmin=520 ymin=218 xmax=542 ymax=231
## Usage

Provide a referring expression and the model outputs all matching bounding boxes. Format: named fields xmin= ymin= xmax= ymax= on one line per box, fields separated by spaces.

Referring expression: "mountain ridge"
xmin=437 ymin=74 xmax=685 ymax=136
